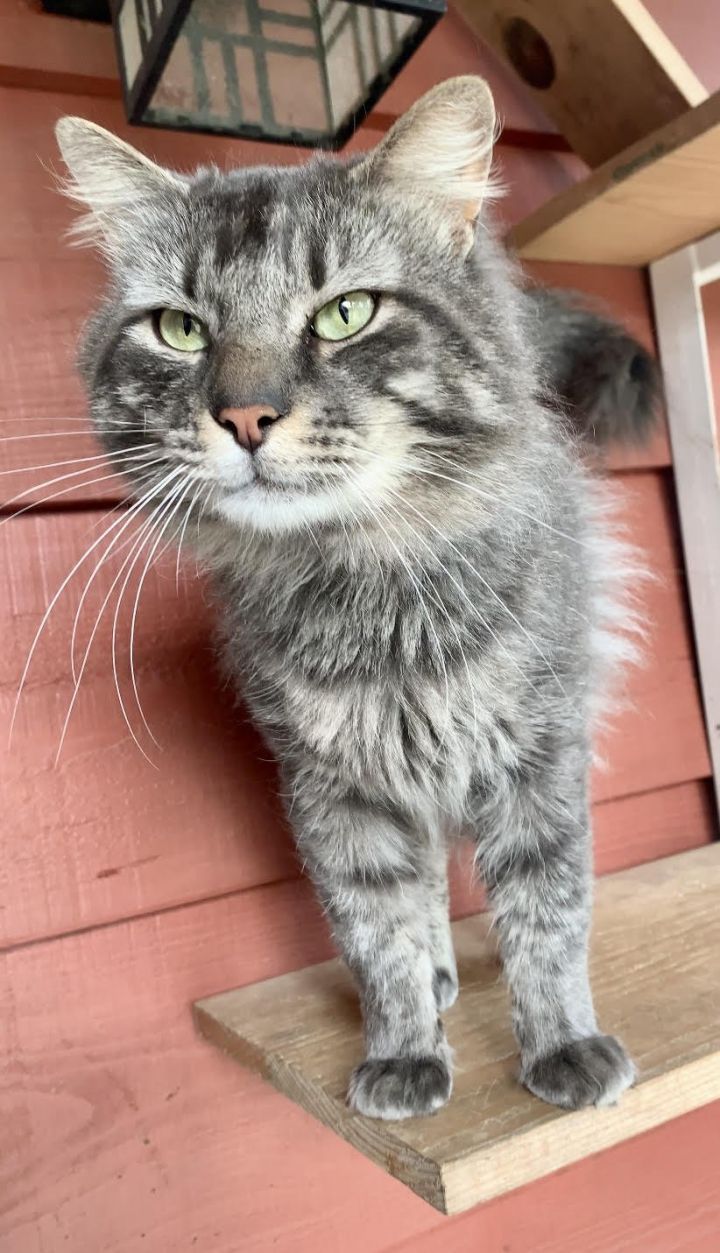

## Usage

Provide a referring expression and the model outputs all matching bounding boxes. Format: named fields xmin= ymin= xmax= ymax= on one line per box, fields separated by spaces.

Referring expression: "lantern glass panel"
xmin=114 ymin=0 xmax=441 ymax=147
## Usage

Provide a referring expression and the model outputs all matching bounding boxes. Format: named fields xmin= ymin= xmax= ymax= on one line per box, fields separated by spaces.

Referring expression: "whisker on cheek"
xmin=9 ymin=466 xmax=181 ymax=747
xmin=60 ymin=475 xmax=190 ymax=766
xmin=116 ymin=481 xmax=193 ymax=757
xmin=69 ymin=466 xmax=185 ymax=684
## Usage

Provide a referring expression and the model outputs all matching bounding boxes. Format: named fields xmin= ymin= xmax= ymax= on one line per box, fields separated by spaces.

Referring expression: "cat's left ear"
xmin=359 ymin=76 xmax=497 ymax=248
xmin=55 ymin=116 xmax=186 ymax=251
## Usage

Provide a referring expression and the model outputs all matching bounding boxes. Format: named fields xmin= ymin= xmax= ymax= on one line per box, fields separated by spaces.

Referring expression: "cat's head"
xmin=56 ymin=78 xmax=518 ymax=539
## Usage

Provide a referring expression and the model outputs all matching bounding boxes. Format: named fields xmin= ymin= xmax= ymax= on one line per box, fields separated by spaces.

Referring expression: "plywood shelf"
xmin=508 ymin=90 xmax=720 ymax=265
xmin=194 ymin=844 xmax=720 ymax=1215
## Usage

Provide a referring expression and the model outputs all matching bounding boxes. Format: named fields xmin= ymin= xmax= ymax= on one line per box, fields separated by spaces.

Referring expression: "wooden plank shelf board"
xmin=454 ymin=0 xmax=707 ymax=168
xmin=508 ymin=91 xmax=720 ymax=265
xmin=195 ymin=845 xmax=720 ymax=1216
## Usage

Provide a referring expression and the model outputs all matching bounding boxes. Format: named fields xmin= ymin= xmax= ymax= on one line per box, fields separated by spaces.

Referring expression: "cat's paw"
xmin=433 ymin=966 xmax=459 ymax=1012
xmin=347 ymin=1055 xmax=452 ymax=1120
xmin=522 ymin=1035 xmax=636 ymax=1109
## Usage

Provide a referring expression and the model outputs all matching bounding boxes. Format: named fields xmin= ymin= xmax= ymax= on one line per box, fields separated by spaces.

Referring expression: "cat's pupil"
xmin=338 ymin=298 xmax=350 ymax=325
xmin=183 ymin=313 xmax=193 ymax=337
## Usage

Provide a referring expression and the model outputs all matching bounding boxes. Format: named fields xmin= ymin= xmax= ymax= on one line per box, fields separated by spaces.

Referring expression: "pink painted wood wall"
xmin=1 ymin=4 xmax=718 ymax=1251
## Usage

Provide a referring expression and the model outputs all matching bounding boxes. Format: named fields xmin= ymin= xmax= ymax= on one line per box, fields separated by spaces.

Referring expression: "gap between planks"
xmin=195 ymin=844 xmax=720 ymax=1215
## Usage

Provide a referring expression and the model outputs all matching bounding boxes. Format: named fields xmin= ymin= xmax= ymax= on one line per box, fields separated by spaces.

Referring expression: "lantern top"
xmin=111 ymin=0 xmax=446 ymax=148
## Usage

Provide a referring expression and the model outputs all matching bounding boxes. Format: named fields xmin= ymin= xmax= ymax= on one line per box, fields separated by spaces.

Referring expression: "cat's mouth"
xmin=217 ymin=463 xmax=308 ymax=500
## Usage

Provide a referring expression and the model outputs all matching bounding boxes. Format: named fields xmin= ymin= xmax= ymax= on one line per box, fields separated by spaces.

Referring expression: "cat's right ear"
xmin=55 ymin=117 xmax=185 ymax=251
xmin=358 ymin=77 xmax=498 ymax=252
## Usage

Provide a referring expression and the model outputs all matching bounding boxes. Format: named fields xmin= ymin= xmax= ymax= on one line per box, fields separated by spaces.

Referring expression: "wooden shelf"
xmin=195 ymin=845 xmax=720 ymax=1215
xmin=508 ymin=91 xmax=720 ymax=265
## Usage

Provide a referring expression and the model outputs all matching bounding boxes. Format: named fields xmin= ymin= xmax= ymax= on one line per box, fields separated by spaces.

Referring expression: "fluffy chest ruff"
xmin=215 ymin=544 xmax=558 ymax=834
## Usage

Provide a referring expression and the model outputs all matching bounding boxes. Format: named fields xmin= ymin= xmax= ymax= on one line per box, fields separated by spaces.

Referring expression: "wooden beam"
xmin=195 ymin=845 xmax=720 ymax=1215
xmin=508 ymin=90 xmax=720 ymax=265
xmin=454 ymin=0 xmax=707 ymax=167
xmin=651 ymin=233 xmax=720 ymax=819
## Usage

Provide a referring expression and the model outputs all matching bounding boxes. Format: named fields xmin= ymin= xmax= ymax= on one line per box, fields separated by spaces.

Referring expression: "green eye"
xmin=312 ymin=291 xmax=376 ymax=342
xmin=157 ymin=308 xmax=210 ymax=352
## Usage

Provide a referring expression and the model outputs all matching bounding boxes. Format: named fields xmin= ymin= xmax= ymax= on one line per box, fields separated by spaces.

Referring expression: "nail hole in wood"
xmin=503 ymin=18 xmax=556 ymax=90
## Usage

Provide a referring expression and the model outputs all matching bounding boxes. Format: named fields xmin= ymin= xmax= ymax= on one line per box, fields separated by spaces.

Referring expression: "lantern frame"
xmin=110 ymin=0 xmax=446 ymax=149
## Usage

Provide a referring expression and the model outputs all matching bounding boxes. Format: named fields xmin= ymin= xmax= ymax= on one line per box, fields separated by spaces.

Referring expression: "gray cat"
xmin=56 ymin=77 xmax=656 ymax=1121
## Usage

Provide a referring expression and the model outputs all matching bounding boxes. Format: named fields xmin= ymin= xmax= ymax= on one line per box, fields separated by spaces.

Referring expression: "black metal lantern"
xmin=110 ymin=0 xmax=445 ymax=149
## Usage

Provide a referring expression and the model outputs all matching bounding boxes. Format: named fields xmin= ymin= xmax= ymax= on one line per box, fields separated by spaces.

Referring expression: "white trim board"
xmin=651 ymin=231 xmax=720 ymax=818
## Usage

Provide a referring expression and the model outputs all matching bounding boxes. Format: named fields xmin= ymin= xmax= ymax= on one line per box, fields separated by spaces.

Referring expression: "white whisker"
xmin=0 ymin=443 xmax=156 ymax=476
xmin=0 ymin=451 xmax=162 ymax=522
xmin=8 ymin=469 xmax=178 ymax=746
xmin=174 ymin=480 xmax=204 ymax=592
xmin=60 ymin=478 xmax=188 ymax=766
xmin=70 ymin=466 xmax=183 ymax=682
xmin=125 ymin=481 xmax=193 ymax=747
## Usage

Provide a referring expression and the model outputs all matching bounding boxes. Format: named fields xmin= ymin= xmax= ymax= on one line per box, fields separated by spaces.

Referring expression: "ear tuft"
xmin=363 ymin=77 xmax=499 ymax=233
xmin=55 ymin=117 xmax=185 ymax=251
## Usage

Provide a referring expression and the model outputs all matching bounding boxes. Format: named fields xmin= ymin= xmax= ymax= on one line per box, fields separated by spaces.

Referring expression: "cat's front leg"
xmin=476 ymin=773 xmax=636 ymax=1110
xmin=295 ymin=797 xmax=452 ymax=1120
xmin=424 ymin=837 xmax=459 ymax=1012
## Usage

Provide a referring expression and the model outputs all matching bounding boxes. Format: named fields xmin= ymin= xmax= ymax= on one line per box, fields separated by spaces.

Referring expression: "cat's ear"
xmin=55 ymin=117 xmax=185 ymax=249
xmin=360 ymin=77 xmax=498 ymax=243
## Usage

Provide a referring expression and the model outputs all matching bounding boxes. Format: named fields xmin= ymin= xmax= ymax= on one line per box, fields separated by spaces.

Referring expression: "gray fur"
xmin=56 ymin=78 xmax=652 ymax=1120
xmin=524 ymin=285 xmax=660 ymax=445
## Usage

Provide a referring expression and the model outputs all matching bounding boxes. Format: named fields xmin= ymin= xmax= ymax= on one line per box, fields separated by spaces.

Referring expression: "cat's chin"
xmin=214 ymin=480 xmax=342 ymax=533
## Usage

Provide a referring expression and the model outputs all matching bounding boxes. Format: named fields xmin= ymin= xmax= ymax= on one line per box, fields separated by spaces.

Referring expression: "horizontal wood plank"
xmin=508 ymin=90 xmax=720 ymax=264
xmin=385 ymin=1100 xmax=720 ymax=1253
xmin=195 ymin=846 xmax=720 ymax=1215
xmin=700 ymin=277 xmax=720 ymax=483
xmin=590 ymin=468 xmax=711 ymax=800
xmin=4 ymin=862 xmax=718 ymax=1252
xmin=0 ymin=509 xmax=297 ymax=948
xmin=0 ymin=877 xmax=436 ymax=1253
xmin=1 ymin=466 xmax=712 ymax=947
xmin=453 ymin=0 xmax=705 ymax=167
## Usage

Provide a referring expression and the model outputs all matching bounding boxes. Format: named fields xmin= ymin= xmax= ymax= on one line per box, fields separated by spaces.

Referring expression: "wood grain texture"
xmin=195 ymin=845 xmax=720 ymax=1215
xmin=702 ymin=278 xmax=720 ymax=450
xmin=1 ymin=18 xmax=718 ymax=1253
xmin=508 ymin=89 xmax=720 ymax=264
xmin=4 ymin=864 xmax=718 ymax=1253
xmin=0 ymin=877 xmax=433 ymax=1253
xmin=453 ymin=0 xmax=705 ymax=166
xmin=1 ymin=509 xmax=297 ymax=948
xmin=1 ymin=468 xmax=712 ymax=948
xmin=589 ymin=468 xmax=711 ymax=801
xmin=651 ymin=241 xmax=720 ymax=819
xmin=0 ymin=0 xmax=117 ymax=87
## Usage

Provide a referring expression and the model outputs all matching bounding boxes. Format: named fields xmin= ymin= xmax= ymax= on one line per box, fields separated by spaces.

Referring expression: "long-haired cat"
xmin=55 ymin=77 xmax=657 ymax=1120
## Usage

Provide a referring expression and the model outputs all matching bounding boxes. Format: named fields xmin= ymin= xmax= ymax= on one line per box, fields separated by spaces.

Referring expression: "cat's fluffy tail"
xmin=524 ymin=286 xmax=660 ymax=446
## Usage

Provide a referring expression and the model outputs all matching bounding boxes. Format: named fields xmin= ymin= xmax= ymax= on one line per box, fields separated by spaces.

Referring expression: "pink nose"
xmin=216 ymin=404 xmax=280 ymax=453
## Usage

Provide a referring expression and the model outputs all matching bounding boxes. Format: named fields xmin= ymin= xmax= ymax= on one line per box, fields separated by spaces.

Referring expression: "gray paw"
xmin=433 ymin=966 xmax=459 ymax=1012
xmin=347 ymin=1055 xmax=452 ymax=1120
xmin=522 ymin=1034 xmax=636 ymax=1109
